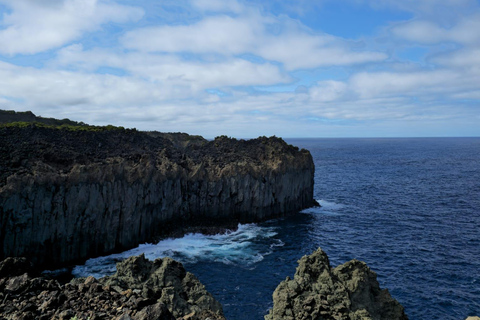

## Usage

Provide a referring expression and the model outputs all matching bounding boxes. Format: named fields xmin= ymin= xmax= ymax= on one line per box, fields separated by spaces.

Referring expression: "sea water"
xmin=73 ymin=138 xmax=480 ymax=320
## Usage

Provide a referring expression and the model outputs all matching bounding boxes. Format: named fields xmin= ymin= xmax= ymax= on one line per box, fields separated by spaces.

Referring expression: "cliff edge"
xmin=0 ymin=110 xmax=316 ymax=268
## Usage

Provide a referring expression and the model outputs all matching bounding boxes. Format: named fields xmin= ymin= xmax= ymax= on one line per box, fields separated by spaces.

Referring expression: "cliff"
xmin=0 ymin=111 xmax=316 ymax=268
xmin=265 ymin=248 xmax=408 ymax=320
xmin=0 ymin=255 xmax=225 ymax=320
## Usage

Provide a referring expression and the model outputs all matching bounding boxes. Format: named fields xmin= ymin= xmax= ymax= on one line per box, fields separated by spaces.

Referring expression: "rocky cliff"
xmin=265 ymin=248 xmax=408 ymax=320
xmin=0 ymin=111 xmax=316 ymax=268
xmin=0 ymin=255 xmax=225 ymax=320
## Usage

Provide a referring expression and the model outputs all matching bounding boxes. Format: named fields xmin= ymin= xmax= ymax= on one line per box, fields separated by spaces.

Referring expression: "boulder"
xmin=265 ymin=248 xmax=408 ymax=320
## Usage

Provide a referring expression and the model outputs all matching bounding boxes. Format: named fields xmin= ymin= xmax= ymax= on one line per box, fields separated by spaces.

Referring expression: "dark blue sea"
xmin=72 ymin=138 xmax=480 ymax=320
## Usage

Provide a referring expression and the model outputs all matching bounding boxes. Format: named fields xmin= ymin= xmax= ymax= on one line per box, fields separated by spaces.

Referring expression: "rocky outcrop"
xmin=265 ymin=248 xmax=408 ymax=320
xmin=0 ymin=114 xmax=316 ymax=268
xmin=0 ymin=255 xmax=225 ymax=320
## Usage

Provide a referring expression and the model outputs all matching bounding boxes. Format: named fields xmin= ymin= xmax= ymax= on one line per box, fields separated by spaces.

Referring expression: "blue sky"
xmin=0 ymin=0 xmax=479 ymax=138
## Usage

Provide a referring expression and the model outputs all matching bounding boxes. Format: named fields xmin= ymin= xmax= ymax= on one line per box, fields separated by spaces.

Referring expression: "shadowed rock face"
xmin=0 ymin=255 xmax=225 ymax=320
xmin=0 ymin=120 xmax=315 ymax=268
xmin=265 ymin=248 xmax=408 ymax=320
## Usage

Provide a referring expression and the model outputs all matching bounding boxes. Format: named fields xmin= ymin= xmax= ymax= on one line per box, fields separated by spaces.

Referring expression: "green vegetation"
xmin=0 ymin=121 xmax=126 ymax=132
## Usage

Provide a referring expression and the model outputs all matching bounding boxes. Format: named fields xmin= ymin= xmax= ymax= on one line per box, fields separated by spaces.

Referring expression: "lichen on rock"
xmin=265 ymin=248 xmax=408 ymax=320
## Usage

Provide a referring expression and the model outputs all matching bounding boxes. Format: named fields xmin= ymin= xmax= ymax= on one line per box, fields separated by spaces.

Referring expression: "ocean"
xmin=72 ymin=138 xmax=480 ymax=320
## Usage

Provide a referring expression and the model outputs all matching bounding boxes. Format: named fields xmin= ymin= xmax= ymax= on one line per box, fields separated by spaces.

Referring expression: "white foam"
xmin=301 ymin=199 xmax=344 ymax=215
xmin=318 ymin=199 xmax=344 ymax=209
xmin=72 ymin=223 xmax=279 ymax=278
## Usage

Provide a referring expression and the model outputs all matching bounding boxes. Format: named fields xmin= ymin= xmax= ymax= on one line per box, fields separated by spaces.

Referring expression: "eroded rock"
xmin=0 ymin=255 xmax=225 ymax=320
xmin=265 ymin=248 xmax=408 ymax=320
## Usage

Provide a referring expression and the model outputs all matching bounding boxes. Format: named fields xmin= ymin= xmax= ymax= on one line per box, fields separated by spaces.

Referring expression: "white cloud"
xmin=0 ymin=0 xmax=144 ymax=55
xmin=54 ymin=44 xmax=291 ymax=89
xmin=1 ymin=57 xmax=478 ymax=137
xmin=391 ymin=20 xmax=447 ymax=44
xmin=122 ymin=15 xmax=260 ymax=55
xmin=392 ymin=13 xmax=480 ymax=45
xmin=433 ymin=47 xmax=480 ymax=69
xmin=257 ymin=38 xmax=387 ymax=70
xmin=349 ymin=68 xmax=480 ymax=100
xmin=0 ymin=0 xmax=478 ymax=137
xmin=363 ymin=0 xmax=477 ymax=16
xmin=191 ymin=0 xmax=244 ymax=13
xmin=121 ymin=5 xmax=387 ymax=70
xmin=309 ymin=80 xmax=348 ymax=102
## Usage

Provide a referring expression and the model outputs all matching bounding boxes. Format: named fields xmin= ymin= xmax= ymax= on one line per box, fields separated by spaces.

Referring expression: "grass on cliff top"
xmin=0 ymin=121 xmax=129 ymax=132
xmin=0 ymin=109 xmax=129 ymax=132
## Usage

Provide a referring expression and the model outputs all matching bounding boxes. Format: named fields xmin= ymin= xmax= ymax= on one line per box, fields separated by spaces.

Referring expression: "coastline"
xmin=1 ymin=111 xmax=316 ymax=269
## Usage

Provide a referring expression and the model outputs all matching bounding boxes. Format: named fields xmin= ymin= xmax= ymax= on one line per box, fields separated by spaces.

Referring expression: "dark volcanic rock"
xmin=265 ymin=248 xmax=408 ymax=320
xmin=98 ymin=254 xmax=224 ymax=319
xmin=0 ymin=112 xmax=316 ymax=268
xmin=0 ymin=255 xmax=225 ymax=320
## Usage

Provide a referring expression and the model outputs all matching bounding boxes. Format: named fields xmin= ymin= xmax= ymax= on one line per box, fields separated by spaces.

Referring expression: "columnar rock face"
xmin=0 ymin=122 xmax=315 ymax=268
xmin=265 ymin=248 xmax=408 ymax=320
xmin=0 ymin=255 xmax=225 ymax=320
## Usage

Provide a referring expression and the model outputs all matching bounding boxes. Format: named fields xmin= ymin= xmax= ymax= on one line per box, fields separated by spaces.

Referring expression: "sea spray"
xmin=73 ymin=223 xmax=282 ymax=278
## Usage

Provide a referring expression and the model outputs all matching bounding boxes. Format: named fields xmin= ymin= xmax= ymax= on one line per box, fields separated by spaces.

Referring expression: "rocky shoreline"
xmin=0 ymin=111 xmax=316 ymax=269
xmin=0 ymin=248 xmax=414 ymax=320
xmin=0 ymin=255 xmax=225 ymax=320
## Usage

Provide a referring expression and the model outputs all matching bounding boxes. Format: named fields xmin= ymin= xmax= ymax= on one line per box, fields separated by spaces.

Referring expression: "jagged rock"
xmin=0 ymin=113 xmax=316 ymax=269
xmin=0 ymin=255 xmax=225 ymax=320
xmin=99 ymin=254 xmax=224 ymax=320
xmin=265 ymin=248 xmax=408 ymax=320
xmin=132 ymin=302 xmax=175 ymax=320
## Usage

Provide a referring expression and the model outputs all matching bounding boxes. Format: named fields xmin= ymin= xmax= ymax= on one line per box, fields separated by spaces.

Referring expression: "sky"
xmin=0 ymin=0 xmax=479 ymax=138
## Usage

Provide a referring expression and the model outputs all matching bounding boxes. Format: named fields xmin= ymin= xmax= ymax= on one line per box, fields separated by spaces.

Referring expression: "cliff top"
xmin=0 ymin=110 xmax=312 ymax=188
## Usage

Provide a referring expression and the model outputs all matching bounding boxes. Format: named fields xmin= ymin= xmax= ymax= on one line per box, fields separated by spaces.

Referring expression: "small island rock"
xmin=265 ymin=248 xmax=408 ymax=320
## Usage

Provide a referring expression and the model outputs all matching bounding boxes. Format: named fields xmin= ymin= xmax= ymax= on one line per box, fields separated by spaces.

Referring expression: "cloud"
xmin=1 ymin=56 xmax=478 ymax=137
xmin=309 ymin=80 xmax=348 ymax=102
xmin=350 ymin=67 xmax=480 ymax=100
xmin=362 ymin=0 xmax=477 ymax=16
xmin=54 ymin=44 xmax=291 ymax=89
xmin=121 ymin=15 xmax=260 ymax=55
xmin=121 ymin=3 xmax=387 ymax=70
xmin=433 ymin=47 xmax=480 ymax=69
xmin=0 ymin=0 xmax=478 ymax=137
xmin=191 ymin=0 xmax=244 ymax=13
xmin=392 ymin=14 xmax=480 ymax=45
xmin=0 ymin=0 xmax=144 ymax=55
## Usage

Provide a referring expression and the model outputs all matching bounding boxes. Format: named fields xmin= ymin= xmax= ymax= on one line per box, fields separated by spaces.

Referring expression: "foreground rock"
xmin=0 ymin=255 xmax=225 ymax=320
xmin=0 ymin=110 xmax=316 ymax=268
xmin=265 ymin=248 xmax=408 ymax=320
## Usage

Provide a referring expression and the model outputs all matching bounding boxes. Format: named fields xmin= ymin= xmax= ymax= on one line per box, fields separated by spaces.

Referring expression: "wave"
xmin=72 ymin=223 xmax=281 ymax=278
xmin=301 ymin=199 xmax=345 ymax=215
